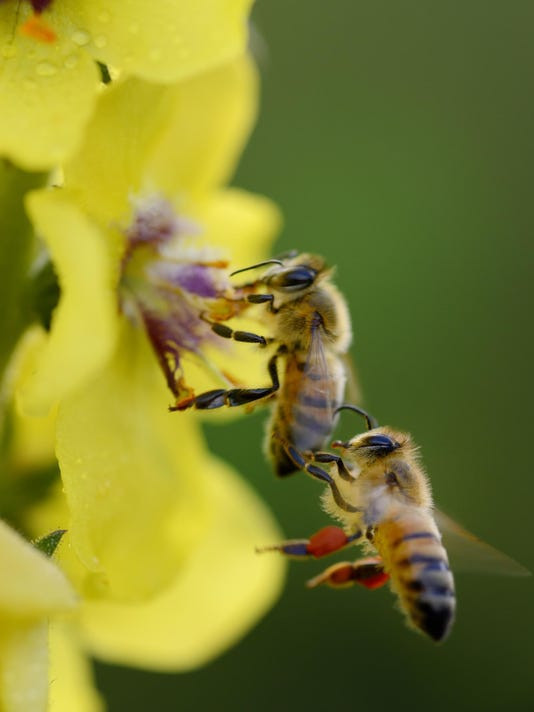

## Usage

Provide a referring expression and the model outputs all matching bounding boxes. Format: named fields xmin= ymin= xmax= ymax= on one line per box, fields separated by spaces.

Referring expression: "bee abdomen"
xmin=397 ymin=548 xmax=456 ymax=642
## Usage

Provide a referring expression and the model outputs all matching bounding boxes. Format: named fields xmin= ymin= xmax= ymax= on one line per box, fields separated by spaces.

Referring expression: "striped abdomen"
xmin=269 ymin=351 xmax=343 ymax=476
xmin=374 ymin=509 xmax=456 ymax=642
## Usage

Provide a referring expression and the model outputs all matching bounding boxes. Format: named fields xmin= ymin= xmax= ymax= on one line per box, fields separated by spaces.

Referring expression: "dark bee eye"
xmin=359 ymin=435 xmax=400 ymax=456
xmin=273 ymin=266 xmax=317 ymax=291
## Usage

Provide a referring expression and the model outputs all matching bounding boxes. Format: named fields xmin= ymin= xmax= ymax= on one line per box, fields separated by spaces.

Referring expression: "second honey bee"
xmin=261 ymin=405 xmax=529 ymax=641
xmin=174 ymin=252 xmax=354 ymax=476
xmin=261 ymin=405 xmax=456 ymax=641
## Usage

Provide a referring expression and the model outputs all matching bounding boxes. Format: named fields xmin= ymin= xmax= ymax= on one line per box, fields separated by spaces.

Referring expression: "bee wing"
xmin=435 ymin=509 xmax=531 ymax=577
xmin=291 ymin=323 xmax=337 ymax=450
xmin=341 ymin=353 xmax=363 ymax=405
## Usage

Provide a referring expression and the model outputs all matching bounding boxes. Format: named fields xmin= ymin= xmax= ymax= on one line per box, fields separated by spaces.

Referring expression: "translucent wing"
xmin=341 ymin=353 xmax=363 ymax=405
xmin=291 ymin=322 xmax=339 ymax=451
xmin=435 ymin=509 xmax=531 ymax=577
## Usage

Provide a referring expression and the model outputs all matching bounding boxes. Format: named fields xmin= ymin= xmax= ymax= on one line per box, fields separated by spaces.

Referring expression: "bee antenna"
xmin=334 ymin=404 xmax=379 ymax=431
xmin=273 ymin=248 xmax=299 ymax=260
xmin=230 ymin=259 xmax=284 ymax=277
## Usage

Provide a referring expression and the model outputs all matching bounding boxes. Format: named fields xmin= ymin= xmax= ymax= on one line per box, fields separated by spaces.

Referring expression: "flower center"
xmin=17 ymin=0 xmax=56 ymax=43
xmin=120 ymin=195 xmax=239 ymax=403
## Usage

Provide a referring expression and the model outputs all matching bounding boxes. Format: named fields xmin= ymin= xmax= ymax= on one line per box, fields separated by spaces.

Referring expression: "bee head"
xmin=332 ymin=427 xmax=407 ymax=465
xmin=333 ymin=428 xmax=430 ymax=506
xmin=263 ymin=253 xmax=328 ymax=294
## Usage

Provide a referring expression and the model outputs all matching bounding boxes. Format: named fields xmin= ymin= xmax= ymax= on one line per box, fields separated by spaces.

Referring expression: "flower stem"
xmin=0 ymin=160 xmax=47 ymax=397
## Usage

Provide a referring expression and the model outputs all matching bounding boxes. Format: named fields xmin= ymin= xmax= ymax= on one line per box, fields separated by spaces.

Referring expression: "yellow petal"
xmin=63 ymin=56 xmax=258 ymax=225
xmin=48 ymin=625 xmax=103 ymax=712
xmin=78 ymin=454 xmax=285 ymax=670
xmin=198 ymin=187 xmax=283 ymax=268
xmin=55 ymin=322 xmax=208 ymax=601
xmin=0 ymin=622 xmax=48 ymax=712
xmin=0 ymin=520 xmax=76 ymax=617
xmin=63 ymin=78 xmax=176 ymax=225
xmin=71 ymin=0 xmax=253 ymax=83
xmin=8 ymin=329 xmax=57 ymax=469
xmin=19 ymin=190 xmax=120 ymax=417
xmin=0 ymin=6 xmax=99 ymax=170
xmin=146 ymin=56 xmax=258 ymax=200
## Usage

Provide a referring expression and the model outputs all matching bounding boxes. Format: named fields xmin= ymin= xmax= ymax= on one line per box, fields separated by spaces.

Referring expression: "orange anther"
xmin=19 ymin=14 xmax=57 ymax=43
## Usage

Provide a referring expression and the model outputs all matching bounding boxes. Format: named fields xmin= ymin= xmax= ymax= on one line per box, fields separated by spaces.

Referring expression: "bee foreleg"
xmin=313 ymin=452 xmax=354 ymax=481
xmin=246 ymin=293 xmax=279 ymax=313
xmin=206 ymin=319 xmax=274 ymax=347
xmin=256 ymin=526 xmax=362 ymax=560
xmin=306 ymin=557 xmax=389 ymax=591
xmin=272 ymin=435 xmax=360 ymax=513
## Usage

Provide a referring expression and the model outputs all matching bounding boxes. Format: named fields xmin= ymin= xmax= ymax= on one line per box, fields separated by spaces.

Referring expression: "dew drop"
xmin=64 ymin=54 xmax=78 ymax=70
xmin=1 ymin=44 xmax=17 ymax=59
xmin=149 ymin=47 xmax=161 ymax=62
xmin=36 ymin=61 xmax=57 ymax=77
xmin=94 ymin=34 xmax=107 ymax=49
xmin=72 ymin=29 xmax=90 ymax=46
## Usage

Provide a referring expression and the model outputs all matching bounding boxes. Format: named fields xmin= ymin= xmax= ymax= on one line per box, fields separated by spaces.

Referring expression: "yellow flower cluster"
xmin=0 ymin=2 xmax=285 ymax=710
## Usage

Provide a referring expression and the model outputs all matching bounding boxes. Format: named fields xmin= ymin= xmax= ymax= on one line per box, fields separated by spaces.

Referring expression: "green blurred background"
xmin=97 ymin=1 xmax=534 ymax=709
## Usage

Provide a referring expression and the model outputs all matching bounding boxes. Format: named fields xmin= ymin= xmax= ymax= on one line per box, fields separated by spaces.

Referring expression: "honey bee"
xmin=173 ymin=251 xmax=354 ymax=476
xmin=260 ymin=405 xmax=529 ymax=642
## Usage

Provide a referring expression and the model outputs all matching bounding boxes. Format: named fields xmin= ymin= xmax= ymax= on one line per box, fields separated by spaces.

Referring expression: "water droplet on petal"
xmin=149 ymin=48 xmax=161 ymax=62
xmin=94 ymin=34 xmax=107 ymax=49
xmin=72 ymin=29 xmax=90 ymax=46
xmin=1 ymin=44 xmax=17 ymax=59
xmin=64 ymin=54 xmax=78 ymax=69
xmin=36 ymin=61 xmax=57 ymax=77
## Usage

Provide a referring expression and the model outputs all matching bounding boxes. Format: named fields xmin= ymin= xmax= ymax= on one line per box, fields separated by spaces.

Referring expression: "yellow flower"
xmin=0 ymin=0 xmax=254 ymax=168
xmin=13 ymin=53 xmax=284 ymax=682
xmin=0 ymin=519 xmax=78 ymax=712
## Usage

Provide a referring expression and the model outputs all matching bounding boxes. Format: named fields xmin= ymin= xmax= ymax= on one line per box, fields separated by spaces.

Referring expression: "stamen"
xmin=19 ymin=13 xmax=56 ymax=43
xmin=121 ymin=194 xmax=239 ymax=400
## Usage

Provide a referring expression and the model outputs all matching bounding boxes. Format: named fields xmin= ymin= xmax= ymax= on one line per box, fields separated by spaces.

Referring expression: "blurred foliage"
xmin=96 ymin=1 xmax=534 ymax=710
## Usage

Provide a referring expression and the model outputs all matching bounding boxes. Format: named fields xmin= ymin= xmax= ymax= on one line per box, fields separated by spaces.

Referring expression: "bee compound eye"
xmin=275 ymin=266 xmax=317 ymax=291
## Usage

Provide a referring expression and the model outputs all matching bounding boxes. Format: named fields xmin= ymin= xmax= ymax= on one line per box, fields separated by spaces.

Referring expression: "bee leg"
xmin=257 ymin=526 xmax=362 ymax=559
xmin=313 ymin=452 xmax=354 ymax=482
xmin=273 ymin=435 xmax=360 ymax=514
xmin=246 ymin=293 xmax=279 ymax=313
xmin=171 ymin=351 xmax=281 ymax=411
xmin=306 ymin=557 xmax=389 ymax=591
xmin=204 ymin=318 xmax=274 ymax=347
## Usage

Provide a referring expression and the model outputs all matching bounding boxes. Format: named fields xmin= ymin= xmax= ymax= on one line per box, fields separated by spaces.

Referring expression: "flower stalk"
xmin=0 ymin=160 xmax=47 ymax=411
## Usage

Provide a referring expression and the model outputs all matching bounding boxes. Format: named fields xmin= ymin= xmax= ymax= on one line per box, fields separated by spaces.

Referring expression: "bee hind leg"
xmin=256 ymin=526 xmax=362 ymax=560
xmin=306 ymin=557 xmax=389 ymax=590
